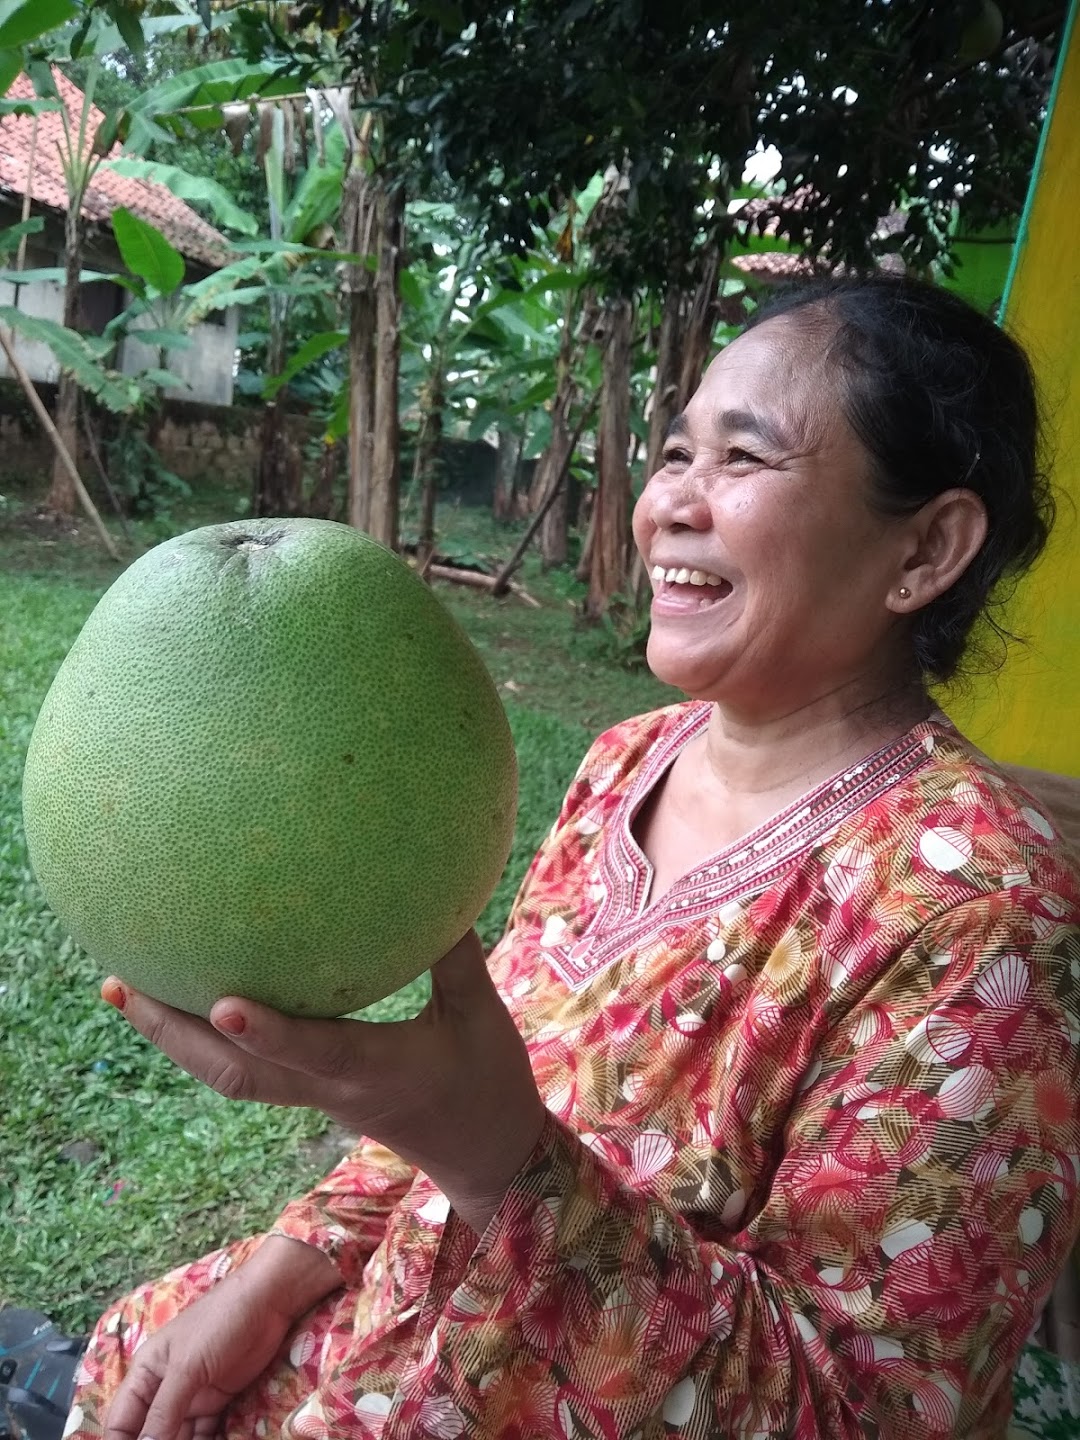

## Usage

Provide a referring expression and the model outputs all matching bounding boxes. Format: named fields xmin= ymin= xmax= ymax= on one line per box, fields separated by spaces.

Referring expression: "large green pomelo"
xmin=21 ymin=518 xmax=518 ymax=1018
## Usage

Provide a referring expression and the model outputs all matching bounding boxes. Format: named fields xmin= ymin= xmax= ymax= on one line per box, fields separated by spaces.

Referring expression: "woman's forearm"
xmin=238 ymin=1233 xmax=344 ymax=1316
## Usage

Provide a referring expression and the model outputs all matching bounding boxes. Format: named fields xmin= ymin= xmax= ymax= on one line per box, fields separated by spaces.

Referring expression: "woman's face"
xmin=632 ymin=314 xmax=912 ymax=718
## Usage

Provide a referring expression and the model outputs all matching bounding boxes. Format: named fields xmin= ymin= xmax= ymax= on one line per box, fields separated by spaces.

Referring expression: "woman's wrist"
xmin=241 ymin=1233 xmax=343 ymax=1314
xmin=426 ymin=1103 xmax=549 ymax=1236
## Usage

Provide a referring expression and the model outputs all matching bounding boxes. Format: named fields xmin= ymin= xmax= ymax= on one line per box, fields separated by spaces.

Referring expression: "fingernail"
xmin=101 ymin=978 xmax=127 ymax=1011
xmin=214 ymin=1012 xmax=246 ymax=1036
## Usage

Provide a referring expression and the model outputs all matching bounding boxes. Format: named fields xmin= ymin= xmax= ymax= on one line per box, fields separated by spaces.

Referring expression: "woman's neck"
xmin=699 ymin=676 xmax=931 ymax=809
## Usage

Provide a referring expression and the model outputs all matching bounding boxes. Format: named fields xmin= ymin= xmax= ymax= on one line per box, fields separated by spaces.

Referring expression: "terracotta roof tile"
xmin=730 ymin=251 xmax=824 ymax=281
xmin=0 ymin=69 xmax=229 ymax=270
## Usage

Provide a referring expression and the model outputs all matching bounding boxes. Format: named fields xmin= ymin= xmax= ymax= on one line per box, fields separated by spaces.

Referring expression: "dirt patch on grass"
xmin=297 ymin=1122 xmax=358 ymax=1174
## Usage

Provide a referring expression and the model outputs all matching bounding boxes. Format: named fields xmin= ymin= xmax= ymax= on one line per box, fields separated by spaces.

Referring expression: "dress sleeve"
xmin=401 ymin=891 xmax=1080 ymax=1438
xmin=269 ymin=1137 xmax=416 ymax=1287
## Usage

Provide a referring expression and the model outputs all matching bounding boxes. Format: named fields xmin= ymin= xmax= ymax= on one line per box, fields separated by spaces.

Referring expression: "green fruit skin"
xmin=21 ymin=519 xmax=518 ymax=1018
xmin=958 ymin=1 xmax=1003 ymax=63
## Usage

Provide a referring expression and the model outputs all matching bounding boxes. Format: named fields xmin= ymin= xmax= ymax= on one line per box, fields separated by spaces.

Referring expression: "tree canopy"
xmin=290 ymin=0 xmax=1062 ymax=288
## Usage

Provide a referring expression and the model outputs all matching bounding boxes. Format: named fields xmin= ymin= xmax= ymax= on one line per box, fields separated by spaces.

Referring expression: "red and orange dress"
xmin=68 ymin=704 xmax=1080 ymax=1439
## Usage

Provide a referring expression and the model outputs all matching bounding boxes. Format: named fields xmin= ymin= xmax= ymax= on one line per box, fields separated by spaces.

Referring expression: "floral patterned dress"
xmin=68 ymin=704 xmax=1080 ymax=1440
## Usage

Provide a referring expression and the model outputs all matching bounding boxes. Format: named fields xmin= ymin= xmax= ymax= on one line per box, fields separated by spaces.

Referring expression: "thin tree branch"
xmin=491 ymin=390 xmax=600 ymax=597
xmin=0 ymin=327 xmax=121 ymax=560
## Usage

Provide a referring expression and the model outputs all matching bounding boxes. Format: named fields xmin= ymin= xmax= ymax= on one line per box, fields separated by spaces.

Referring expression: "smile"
xmin=649 ymin=565 xmax=734 ymax=614
xmin=651 ymin=565 xmax=725 ymax=587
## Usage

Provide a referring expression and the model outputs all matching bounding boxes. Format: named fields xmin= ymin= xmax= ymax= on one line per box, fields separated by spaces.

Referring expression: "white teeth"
xmin=653 ymin=565 xmax=727 ymax=588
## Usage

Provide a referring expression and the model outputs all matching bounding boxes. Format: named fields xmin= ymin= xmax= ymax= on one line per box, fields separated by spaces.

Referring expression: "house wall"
xmin=0 ymin=241 xmax=65 ymax=383
xmin=0 ymin=203 xmax=237 ymax=407
xmin=118 ymin=304 xmax=238 ymax=407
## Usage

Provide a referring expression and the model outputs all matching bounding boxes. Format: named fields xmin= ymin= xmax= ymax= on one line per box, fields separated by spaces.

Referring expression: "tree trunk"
xmin=347 ymin=285 xmax=376 ymax=531
xmin=676 ymin=249 xmax=721 ymax=407
xmin=586 ymin=297 xmax=633 ymax=619
xmin=627 ymin=257 xmax=725 ymax=599
xmin=628 ymin=285 xmax=683 ymax=600
xmin=369 ymin=180 xmax=404 ymax=551
xmin=414 ymin=376 xmax=444 ymax=573
xmin=644 ymin=287 xmax=683 ymax=483
xmin=575 ymin=497 xmax=596 ymax=583
xmin=309 ymin=439 xmax=339 ymax=518
xmin=343 ymin=165 xmax=377 ymax=532
xmin=44 ymin=209 xmax=84 ymax=514
xmin=493 ymin=424 xmax=519 ymax=521
xmin=537 ymin=289 xmax=578 ymax=568
xmin=252 ymin=403 xmax=301 ymax=517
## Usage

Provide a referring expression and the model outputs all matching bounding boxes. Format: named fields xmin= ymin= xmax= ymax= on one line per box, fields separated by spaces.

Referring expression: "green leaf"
xmin=0 ymin=0 xmax=76 ymax=49
xmin=25 ymin=57 xmax=56 ymax=99
xmin=282 ymin=126 xmax=347 ymax=245
xmin=104 ymin=159 xmax=257 ymax=236
xmin=67 ymin=7 xmax=92 ymax=59
xmin=0 ymin=217 xmax=43 ymax=256
xmin=400 ymin=268 xmax=426 ymax=311
xmin=0 ymin=47 xmax=20 ymax=96
xmin=122 ymin=58 xmax=295 ymax=124
xmin=174 ymin=255 xmax=264 ymax=325
xmin=263 ymin=330 xmax=347 ymax=398
xmin=515 ymin=373 xmax=558 ymax=409
xmin=0 ymin=95 xmax=61 ymax=118
xmin=111 ymin=208 xmax=185 ymax=296
xmin=109 ymin=2 xmax=145 ymax=55
xmin=126 ymin=327 xmax=193 ymax=350
xmin=137 ymin=366 xmax=190 ymax=389
xmin=0 ymin=307 xmax=141 ymax=411
xmin=91 ymin=107 xmax=125 ymax=156
xmin=524 ymin=269 xmax=588 ymax=296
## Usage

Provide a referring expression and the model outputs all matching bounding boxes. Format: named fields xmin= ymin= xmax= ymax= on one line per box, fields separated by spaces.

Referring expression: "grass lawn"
xmin=0 ymin=486 xmax=676 ymax=1333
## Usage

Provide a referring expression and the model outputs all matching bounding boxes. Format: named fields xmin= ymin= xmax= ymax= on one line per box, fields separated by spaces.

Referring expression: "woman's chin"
xmin=644 ymin=637 xmax=726 ymax=700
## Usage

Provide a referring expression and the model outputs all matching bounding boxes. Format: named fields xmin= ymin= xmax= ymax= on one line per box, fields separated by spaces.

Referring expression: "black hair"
xmin=747 ymin=273 xmax=1054 ymax=685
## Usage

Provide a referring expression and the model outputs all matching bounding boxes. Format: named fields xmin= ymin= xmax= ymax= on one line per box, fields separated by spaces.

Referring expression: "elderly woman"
xmin=39 ymin=276 xmax=1080 ymax=1439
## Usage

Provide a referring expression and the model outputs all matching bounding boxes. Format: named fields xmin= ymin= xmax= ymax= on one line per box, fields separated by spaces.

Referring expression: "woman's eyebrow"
xmin=715 ymin=407 xmax=797 ymax=451
xmin=662 ymin=408 xmax=799 ymax=450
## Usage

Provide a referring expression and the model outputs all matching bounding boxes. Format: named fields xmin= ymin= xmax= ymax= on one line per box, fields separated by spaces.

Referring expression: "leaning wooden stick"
xmin=490 ymin=391 xmax=599 ymax=597
xmin=424 ymin=562 xmax=541 ymax=608
xmin=0 ymin=326 xmax=120 ymax=561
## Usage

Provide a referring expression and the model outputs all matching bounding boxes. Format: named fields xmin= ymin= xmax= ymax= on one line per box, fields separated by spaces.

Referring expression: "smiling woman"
xmin=19 ymin=275 xmax=1080 ymax=1440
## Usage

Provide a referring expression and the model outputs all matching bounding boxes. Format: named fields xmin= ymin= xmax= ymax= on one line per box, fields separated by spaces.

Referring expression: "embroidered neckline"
xmin=541 ymin=703 xmax=946 ymax=991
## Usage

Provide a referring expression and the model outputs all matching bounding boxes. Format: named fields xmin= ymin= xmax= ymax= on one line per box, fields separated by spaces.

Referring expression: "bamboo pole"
xmin=15 ymin=113 xmax=38 ymax=274
xmin=0 ymin=327 xmax=121 ymax=561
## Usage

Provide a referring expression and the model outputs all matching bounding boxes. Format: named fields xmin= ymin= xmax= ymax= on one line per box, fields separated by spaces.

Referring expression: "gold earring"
xmin=898 ymin=587 xmax=911 ymax=600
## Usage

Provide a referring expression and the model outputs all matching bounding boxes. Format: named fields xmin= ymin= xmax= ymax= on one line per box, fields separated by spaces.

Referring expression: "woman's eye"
xmin=727 ymin=447 xmax=761 ymax=466
xmin=662 ymin=447 xmax=692 ymax=466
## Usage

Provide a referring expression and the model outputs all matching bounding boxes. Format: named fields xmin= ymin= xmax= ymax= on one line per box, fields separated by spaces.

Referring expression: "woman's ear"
xmin=887 ymin=489 xmax=988 ymax=612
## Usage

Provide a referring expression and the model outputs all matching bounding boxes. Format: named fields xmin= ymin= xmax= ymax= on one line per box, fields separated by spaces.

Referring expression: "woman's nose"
xmin=644 ymin=474 xmax=712 ymax=531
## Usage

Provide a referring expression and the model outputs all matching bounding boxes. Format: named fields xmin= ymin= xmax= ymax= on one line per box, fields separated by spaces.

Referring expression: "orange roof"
xmin=0 ymin=69 xmax=229 ymax=270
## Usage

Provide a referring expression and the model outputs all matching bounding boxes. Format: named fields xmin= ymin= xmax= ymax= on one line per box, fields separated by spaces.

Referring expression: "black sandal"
xmin=0 ymin=1309 xmax=87 ymax=1440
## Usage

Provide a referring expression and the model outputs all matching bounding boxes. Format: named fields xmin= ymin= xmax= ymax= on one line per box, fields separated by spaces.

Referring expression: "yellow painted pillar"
xmin=946 ymin=0 xmax=1080 ymax=776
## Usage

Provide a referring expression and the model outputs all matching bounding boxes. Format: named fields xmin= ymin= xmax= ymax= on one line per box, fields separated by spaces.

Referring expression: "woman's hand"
xmin=103 ymin=1236 xmax=340 ymax=1440
xmin=103 ymin=931 xmax=547 ymax=1234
